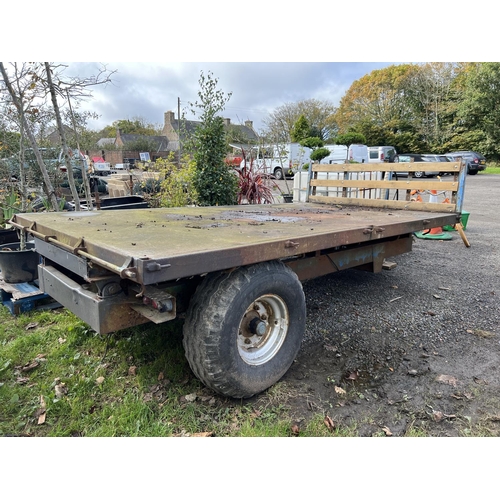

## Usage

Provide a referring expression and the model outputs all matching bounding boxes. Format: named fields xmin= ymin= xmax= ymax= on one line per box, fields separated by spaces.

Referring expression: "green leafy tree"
xmin=456 ymin=62 xmax=500 ymax=157
xmin=300 ymin=136 xmax=323 ymax=149
xmin=189 ymin=71 xmax=238 ymax=206
xmin=290 ymin=115 xmax=311 ymax=142
xmin=101 ymin=118 xmax=161 ymax=137
xmin=336 ymin=132 xmax=366 ymax=147
xmin=310 ymin=147 xmax=331 ymax=163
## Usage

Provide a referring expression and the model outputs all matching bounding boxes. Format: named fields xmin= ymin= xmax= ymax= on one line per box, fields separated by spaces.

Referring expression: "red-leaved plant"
xmin=236 ymin=151 xmax=279 ymax=204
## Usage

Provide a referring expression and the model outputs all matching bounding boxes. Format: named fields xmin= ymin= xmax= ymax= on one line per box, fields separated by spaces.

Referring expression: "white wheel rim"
xmin=237 ymin=294 xmax=289 ymax=366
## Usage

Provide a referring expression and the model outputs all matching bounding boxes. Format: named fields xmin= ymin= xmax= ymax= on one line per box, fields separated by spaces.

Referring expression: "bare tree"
xmin=41 ymin=62 xmax=114 ymax=210
xmin=0 ymin=62 xmax=60 ymax=211
xmin=262 ymin=99 xmax=337 ymax=143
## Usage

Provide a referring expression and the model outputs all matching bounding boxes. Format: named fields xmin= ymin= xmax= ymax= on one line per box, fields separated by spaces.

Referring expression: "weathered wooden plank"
xmin=309 ymin=195 xmax=457 ymax=212
xmin=312 ymin=161 xmax=461 ymax=173
xmin=310 ymin=179 xmax=458 ymax=191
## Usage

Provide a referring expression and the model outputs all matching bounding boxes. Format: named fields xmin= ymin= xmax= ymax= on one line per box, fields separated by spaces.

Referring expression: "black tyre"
xmin=182 ymin=261 xmax=306 ymax=398
xmin=273 ymin=167 xmax=284 ymax=180
xmin=413 ymin=171 xmax=424 ymax=178
xmin=469 ymin=169 xmax=478 ymax=175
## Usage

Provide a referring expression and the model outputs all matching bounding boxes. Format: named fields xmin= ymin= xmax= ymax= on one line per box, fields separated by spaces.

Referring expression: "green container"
xmin=461 ymin=210 xmax=470 ymax=230
xmin=444 ymin=210 xmax=470 ymax=231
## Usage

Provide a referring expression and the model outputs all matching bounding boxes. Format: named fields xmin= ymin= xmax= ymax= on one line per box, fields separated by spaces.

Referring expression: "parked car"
xmin=421 ymin=154 xmax=451 ymax=176
xmin=445 ymin=151 xmax=486 ymax=175
xmin=368 ymin=146 xmax=397 ymax=163
xmin=393 ymin=153 xmax=439 ymax=178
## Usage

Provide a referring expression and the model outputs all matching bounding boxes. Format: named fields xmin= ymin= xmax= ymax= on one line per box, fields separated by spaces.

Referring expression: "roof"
xmin=171 ymin=118 xmax=258 ymax=142
xmin=97 ymin=138 xmax=116 ymax=147
xmin=119 ymin=134 xmax=169 ymax=151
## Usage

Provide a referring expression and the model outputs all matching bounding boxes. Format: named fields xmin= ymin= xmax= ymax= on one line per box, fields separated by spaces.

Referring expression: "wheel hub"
xmin=237 ymin=294 xmax=289 ymax=366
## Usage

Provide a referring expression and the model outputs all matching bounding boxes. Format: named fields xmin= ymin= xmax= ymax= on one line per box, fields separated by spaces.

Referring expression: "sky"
xmin=63 ymin=61 xmax=395 ymax=134
xmin=6 ymin=2 xmax=493 ymax=138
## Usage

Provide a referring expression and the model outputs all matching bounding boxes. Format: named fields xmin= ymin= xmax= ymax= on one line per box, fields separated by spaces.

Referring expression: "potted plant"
xmin=0 ymin=189 xmax=20 ymax=245
xmin=237 ymin=151 xmax=278 ymax=205
xmin=0 ymin=146 xmax=39 ymax=284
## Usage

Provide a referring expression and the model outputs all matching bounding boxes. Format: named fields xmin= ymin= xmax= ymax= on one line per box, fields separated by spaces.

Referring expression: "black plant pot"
xmin=0 ymin=228 xmax=19 ymax=245
xmin=282 ymin=194 xmax=293 ymax=203
xmin=0 ymin=242 xmax=39 ymax=283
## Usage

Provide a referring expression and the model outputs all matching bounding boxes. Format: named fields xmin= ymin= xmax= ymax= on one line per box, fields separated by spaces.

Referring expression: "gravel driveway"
xmin=262 ymin=173 xmax=500 ymax=436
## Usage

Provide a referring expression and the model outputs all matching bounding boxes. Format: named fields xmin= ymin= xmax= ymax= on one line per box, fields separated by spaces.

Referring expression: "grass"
xmin=483 ymin=163 xmax=500 ymax=174
xmin=0 ymin=305 xmax=345 ymax=437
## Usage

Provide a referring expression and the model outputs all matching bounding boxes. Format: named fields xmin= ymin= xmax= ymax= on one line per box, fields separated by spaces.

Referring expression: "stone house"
xmin=161 ymin=110 xmax=259 ymax=151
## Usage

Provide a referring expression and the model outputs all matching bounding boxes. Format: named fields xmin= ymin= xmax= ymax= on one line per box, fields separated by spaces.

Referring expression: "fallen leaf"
xmin=472 ymin=329 xmax=495 ymax=338
xmin=96 ymin=376 xmax=105 ymax=385
xmin=37 ymin=395 xmax=46 ymax=425
xmin=25 ymin=322 xmax=38 ymax=330
xmin=54 ymin=383 xmax=67 ymax=399
xmin=20 ymin=361 xmax=39 ymax=372
xmin=345 ymin=370 xmax=360 ymax=381
xmin=58 ymin=337 xmax=66 ymax=344
xmin=432 ymin=410 xmax=444 ymax=422
xmin=191 ymin=432 xmax=213 ymax=437
xmin=324 ymin=415 xmax=336 ymax=432
xmin=473 ymin=377 xmax=488 ymax=385
xmin=128 ymin=366 xmax=137 ymax=376
xmin=291 ymin=424 xmax=300 ymax=436
xmin=381 ymin=426 xmax=393 ymax=436
xmin=158 ymin=372 xmax=164 ymax=381
xmin=184 ymin=393 xmax=197 ymax=403
xmin=334 ymin=386 xmax=346 ymax=395
xmin=435 ymin=374 xmax=458 ymax=387
xmin=324 ymin=344 xmax=337 ymax=352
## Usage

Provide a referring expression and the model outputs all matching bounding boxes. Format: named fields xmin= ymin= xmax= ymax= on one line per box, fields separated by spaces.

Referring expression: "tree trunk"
xmin=44 ymin=62 xmax=81 ymax=211
xmin=0 ymin=62 xmax=59 ymax=212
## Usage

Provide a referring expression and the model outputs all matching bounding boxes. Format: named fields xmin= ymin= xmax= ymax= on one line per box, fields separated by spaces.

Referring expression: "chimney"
xmin=244 ymin=120 xmax=253 ymax=129
xmin=164 ymin=111 xmax=175 ymax=125
xmin=224 ymin=118 xmax=231 ymax=126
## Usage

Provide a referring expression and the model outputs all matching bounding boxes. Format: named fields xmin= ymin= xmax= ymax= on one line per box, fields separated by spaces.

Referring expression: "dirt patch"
xmin=252 ymin=174 xmax=500 ymax=436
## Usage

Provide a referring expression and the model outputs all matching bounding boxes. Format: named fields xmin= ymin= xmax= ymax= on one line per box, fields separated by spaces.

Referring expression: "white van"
xmin=368 ymin=146 xmax=397 ymax=163
xmin=237 ymin=142 xmax=312 ymax=180
xmin=320 ymin=144 xmax=369 ymax=164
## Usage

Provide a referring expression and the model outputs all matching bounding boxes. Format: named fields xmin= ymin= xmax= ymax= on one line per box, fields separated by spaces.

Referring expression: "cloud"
xmin=65 ymin=62 xmax=395 ymax=134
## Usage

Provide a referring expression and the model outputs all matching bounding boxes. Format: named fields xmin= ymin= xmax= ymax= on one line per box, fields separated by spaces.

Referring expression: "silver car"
xmin=393 ymin=154 xmax=442 ymax=178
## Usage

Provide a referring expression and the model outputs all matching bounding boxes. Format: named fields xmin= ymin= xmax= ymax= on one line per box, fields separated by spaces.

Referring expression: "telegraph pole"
xmin=177 ymin=97 xmax=181 ymax=168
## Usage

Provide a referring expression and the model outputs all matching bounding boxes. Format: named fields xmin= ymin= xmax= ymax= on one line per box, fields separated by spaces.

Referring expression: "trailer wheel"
xmin=182 ymin=261 xmax=306 ymax=398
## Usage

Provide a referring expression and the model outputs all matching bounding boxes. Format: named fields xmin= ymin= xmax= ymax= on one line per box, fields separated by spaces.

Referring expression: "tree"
xmin=334 ymin=64 xmax=421 ymax=152
xmin=310 ymin=147 xmax=331 ymax=163
xmin=0 ymin=62 xmax=59 ymax=211
xmin=404 ymin=62 xmax=460 ymax=151
xmin=336 ymin=132 xmax=366 ymax=147
xmin=101 ymin=118 xmax=162 ymax=138
xmin=290 ymin=115 xmax=311 ymax=142
xmin=189 ymin=71 xmax=238 ymax=206
xmin=263 ymin=99 xmax=337 ymax=143
xmin=456 ymin=62 xmax=500 ymax=157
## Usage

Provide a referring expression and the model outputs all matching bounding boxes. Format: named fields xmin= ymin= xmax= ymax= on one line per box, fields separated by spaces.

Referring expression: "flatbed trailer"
xmin=11 ymin=161 xmax=468 ymax=398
